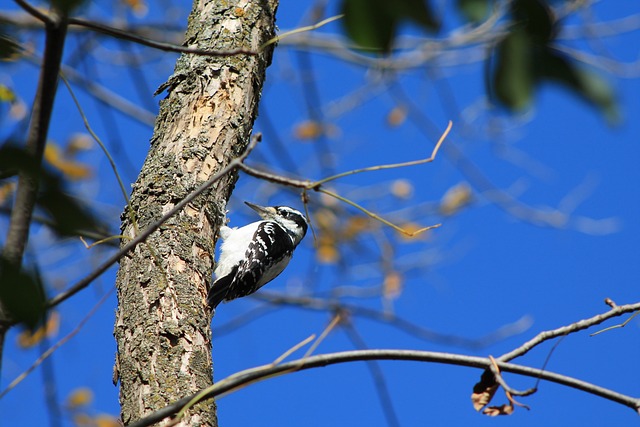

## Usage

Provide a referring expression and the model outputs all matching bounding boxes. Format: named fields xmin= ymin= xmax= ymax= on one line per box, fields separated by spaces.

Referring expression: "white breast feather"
xmin=214 ymin=221 xmax=262 ymax=279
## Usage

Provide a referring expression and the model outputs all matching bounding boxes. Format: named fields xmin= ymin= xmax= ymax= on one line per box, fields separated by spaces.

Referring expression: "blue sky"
xmin=1 ymin=1 xmax=639 ymax=426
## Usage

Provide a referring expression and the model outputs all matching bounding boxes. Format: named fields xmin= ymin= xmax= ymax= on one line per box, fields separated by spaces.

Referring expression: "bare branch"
xmin=66 ymin=17 xmax=260 ymax=57
xmin=221 ymin=291 xmax=533 ymax=350
xmin=126 ymin=347 xmax=640 ymax=427
xmin=13 ymin=0 xmax=52 ymax=24
xmin=498 ymin=302 xmax=640 ymax=362
xmin=312 ymin=121 xmax=452 ymax=187
xmin=3 ymin=7 xmax=67 ymax=266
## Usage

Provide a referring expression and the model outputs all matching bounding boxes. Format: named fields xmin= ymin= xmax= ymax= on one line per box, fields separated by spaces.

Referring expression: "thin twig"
xmin=236 ymin=291 xmax=533 ymax=350
xmin=261 ymin=14 xmax=344 ymax=49
xmin=303 ymin=313 xmax=341 ymax=358
xmin=272 ymin=335 xmax=315 ymax=365
xmin=487 ymin=356 xmax=536 ymax=398
xmin=591 ymin=311 xmax=639 ymax=336
xmin=238 ymin=122 xmax=451 ymax=236
xmin=318 ymin=187 xmax=442 ymax=236
xmin=311 ymin=120 xmax=452 ymax=188
xmin=13 ymin=0 xmax=52 ymax=24
xmin=3 ymin=7 xmax=67 ymax=266
xmin=498 ymin=302 xmax=640 ymax=362
xmin=59 ymin=74 xmax=130 ymax=205
xmin=67 ymin=17 xmax=259 ymax=57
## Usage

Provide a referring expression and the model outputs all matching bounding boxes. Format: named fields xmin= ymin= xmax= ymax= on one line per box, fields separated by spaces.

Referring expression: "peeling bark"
xmin=114 ymin=1 xmax=278 ymax=425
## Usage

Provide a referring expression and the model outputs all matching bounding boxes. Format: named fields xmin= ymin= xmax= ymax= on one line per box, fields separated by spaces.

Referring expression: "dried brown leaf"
xmin=482 ymin=403 xmax=515 ymax=416
xmin=471 ymin=369 xmax=498 ymax=411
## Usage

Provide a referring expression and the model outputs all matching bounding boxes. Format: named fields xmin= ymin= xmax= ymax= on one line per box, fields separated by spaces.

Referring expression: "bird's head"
xmin=245 ymin=201 xmax=308 ymax=245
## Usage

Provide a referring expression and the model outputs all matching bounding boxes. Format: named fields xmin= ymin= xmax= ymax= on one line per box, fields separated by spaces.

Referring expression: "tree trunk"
xmin=113 ymin=1 xmax=278 ymax=425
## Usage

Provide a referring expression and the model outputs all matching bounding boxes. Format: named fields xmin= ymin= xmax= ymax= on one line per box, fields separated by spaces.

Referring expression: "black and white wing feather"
xmin=208 ymin=222 xmax=294 ymax=308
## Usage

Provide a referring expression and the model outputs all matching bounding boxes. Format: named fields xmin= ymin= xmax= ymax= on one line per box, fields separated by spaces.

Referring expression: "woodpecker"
xmin=207 ymin=201 xmax=308 ymax=310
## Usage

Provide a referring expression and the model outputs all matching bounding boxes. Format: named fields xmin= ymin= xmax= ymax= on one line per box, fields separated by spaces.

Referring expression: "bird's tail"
xmin=207 ymin=274 xmax=233 ymax=310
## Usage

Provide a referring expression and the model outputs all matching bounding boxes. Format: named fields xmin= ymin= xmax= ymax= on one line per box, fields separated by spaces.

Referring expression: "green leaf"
xmin=0 ymin=145 xmax=38 ymax=181
xmin=511 ymin=0 xmax=555 ymax=43
xmin=341 ymin=0 xmax=439 ymax=52
xmin=49 ymin=0 xmax=88 ymax=14
xmin=342 ymin=0 xmax=395 ymax=52
xmin=537 ymin=49 xmax=619 ymax=123
xmin=0 ymin=29 xmax=21 ymax=61
xmin=491 ymin=29 xmax=534 ymax=110
xmin=0 ymin=257 xmax=47 ymax=330
xmin=457 ymin=0 xmax=493 ymax=23
xmin=396 ymin=0 xmax=440 ymax=31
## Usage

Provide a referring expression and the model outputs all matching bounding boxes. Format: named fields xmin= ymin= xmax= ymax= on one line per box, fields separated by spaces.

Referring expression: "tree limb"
xmin=127 ymin=347 xmax=640 ymax=427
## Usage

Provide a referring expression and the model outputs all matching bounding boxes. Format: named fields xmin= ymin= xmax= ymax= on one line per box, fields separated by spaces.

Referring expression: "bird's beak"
xmin=245 ymin=201 xmax=276 ymax=219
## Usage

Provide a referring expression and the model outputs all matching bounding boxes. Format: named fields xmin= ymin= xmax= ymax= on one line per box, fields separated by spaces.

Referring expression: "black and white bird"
xmin=207 ymin=201 xmax=308 ymax=310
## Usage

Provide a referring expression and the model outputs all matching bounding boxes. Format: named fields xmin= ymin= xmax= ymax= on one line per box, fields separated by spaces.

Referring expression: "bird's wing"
xmin=226 ymin=222 xmax=293 ymax=300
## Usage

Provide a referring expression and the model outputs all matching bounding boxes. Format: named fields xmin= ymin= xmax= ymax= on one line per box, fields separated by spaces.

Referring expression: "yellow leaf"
xmin=17 ymin=328 xmax=43 ymax=348
xmin=0 ymin=84 xmax=16 ymax=102
xmin=386 ymin=106 xmax=407 ymax=127
xmin=45 ymin=143 xmax=92 ymax=180
xmin=440 ymin=182 xmax=473 ymax=216
xmin=94 ymin=414 xmax=121 ymax=427
xmin=17 ymin=311 xmax=60 ymax=348
xmin=390 ymin=179 xmax=413 ymax=199
xmin=293 ymin=120 xmax=324 ymax=140
xmin=343 ymin=216 xmax=370 ymax=239
xmin=72 ymin=413 xmax=94 ymax=426
xmin=67 ymin=387 xmax=94 ymax=409
xmin=0 ymin=182 xmax=15 ymax=205
xmin=383 ymin=271 xmax=402 ymax=299
xmin=317 ymin=243 xmax=339 ymax=264
xmin=123 ymin=0 xmax=148 ymax=17
xmin=314 ymin=208 xmax=337 ymax=231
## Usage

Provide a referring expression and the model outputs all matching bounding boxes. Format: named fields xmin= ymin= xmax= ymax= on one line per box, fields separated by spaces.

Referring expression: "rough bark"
xmin=113 ymin=1 xmax=278 ymax=425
